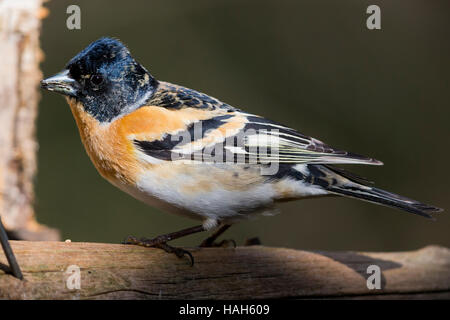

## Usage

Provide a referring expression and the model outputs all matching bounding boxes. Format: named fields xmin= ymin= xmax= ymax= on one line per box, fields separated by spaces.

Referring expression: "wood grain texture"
xmin=0 ymin=241 xmax=449 ymax=299
xmin=0 ymin=0 xmax=59 ymax=240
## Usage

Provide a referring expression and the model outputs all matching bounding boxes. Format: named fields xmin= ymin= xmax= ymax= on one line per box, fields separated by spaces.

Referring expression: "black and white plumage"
xmin=130 ymin=80 xmax=442 ymax=223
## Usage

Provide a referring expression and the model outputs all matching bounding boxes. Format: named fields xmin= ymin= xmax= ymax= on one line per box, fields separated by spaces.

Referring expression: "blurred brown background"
xmin=36 ymin=0 xmax=449 ymax=251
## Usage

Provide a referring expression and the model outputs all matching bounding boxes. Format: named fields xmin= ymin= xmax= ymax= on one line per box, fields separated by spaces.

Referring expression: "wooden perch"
xmin=0 ymin=241 xmax=449 ymax=299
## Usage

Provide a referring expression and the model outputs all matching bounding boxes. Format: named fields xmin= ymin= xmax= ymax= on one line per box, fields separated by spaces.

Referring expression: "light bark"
xmin=0 ymin=0 xmax=58 ymax=240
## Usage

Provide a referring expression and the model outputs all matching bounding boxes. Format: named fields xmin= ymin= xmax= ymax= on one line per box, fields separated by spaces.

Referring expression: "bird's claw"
xmin=122 ymin=235 xmax=194 ymax=266
xmin=199 ymin=238 xmax=236 ymax=248
xmin=156 ymin=243 xmax=195 ymax=266
xmin=122 ymin=235 xmax=139 ymax=245
xmin=244 ymin=237 xmax=262 ymax=246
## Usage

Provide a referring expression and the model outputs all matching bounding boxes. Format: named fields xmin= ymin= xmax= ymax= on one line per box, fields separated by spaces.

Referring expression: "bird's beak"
xmin=41 ymin=69 xmax=77 ymax=97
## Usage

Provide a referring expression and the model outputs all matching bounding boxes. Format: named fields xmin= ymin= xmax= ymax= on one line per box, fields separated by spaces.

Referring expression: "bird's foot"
xmin=244 ymin=237 xmax=262 ymax=246
xmin=198 ymin=224 xmax=234 ymax=248
xmin=199 ymin=238 xmax=236 ymax=248
xmin=123 ymin=235 xmax=194 ymax=266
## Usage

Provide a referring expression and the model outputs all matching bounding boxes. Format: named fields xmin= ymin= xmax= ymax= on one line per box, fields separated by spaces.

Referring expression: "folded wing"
xmin=133 ymin=110 xmax=383 ymax=166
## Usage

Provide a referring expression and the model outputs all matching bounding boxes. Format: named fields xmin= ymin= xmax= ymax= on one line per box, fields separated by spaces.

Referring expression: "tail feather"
xmin=316 ymin=165 xmax=443 ymax=219
xmin=327 ymin=185 xmax=442 ymax=219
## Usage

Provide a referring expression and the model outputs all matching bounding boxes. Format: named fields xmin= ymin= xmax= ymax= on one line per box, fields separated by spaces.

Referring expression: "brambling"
xmin=41 ymin=38 xmax=442 ymax=263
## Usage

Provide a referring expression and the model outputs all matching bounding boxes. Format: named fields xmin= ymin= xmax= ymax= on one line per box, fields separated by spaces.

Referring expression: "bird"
xmin=41 ymin=37 xmax=442 ymax=264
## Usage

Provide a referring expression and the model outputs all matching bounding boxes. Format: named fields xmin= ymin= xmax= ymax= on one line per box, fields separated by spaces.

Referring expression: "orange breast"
xmin=68 ymin=98 xmax=140 ymax=185
xmin=67 ymin=98 xmax=229 ymax=185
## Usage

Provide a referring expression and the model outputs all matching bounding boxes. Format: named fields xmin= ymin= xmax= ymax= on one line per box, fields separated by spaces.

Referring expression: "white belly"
xmin=108 ymin=162 xmax=328 ymax=228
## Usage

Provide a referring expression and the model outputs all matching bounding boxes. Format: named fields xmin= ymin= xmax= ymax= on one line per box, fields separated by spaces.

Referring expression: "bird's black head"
xmin=41 ymin=37 xmax=158 ymax=122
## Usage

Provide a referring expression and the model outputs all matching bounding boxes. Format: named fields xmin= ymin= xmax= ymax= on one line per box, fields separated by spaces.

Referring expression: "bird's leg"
xmin=123 ymin=225 xmax=205 ymax=266
xmin=199 ymin=224 xmax=235 ymax=248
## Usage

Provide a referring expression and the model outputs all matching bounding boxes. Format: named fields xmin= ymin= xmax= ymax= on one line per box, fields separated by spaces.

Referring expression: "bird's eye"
xmin=90 ymin=74 xmax=104 ymax=87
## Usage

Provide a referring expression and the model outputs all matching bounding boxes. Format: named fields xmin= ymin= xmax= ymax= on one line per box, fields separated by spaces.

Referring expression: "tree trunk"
xmin=0 ymin=0 xmax=58 ymax=240
xmin=0 ymin=242 xmax=449 ymax=299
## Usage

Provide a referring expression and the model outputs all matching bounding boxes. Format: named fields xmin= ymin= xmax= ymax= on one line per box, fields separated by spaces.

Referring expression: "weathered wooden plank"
xmin=0 ymin=241 xmax=449 ymax=299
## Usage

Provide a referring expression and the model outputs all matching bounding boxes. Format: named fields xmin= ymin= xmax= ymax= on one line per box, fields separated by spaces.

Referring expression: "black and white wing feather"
xmin=228 ymin=113 xmax=383 ymax=165
xmin=134 ymin=109 xmax=383 ymax=166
